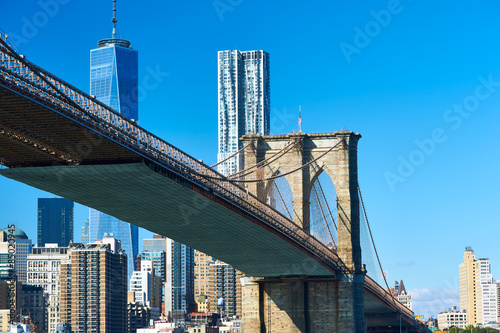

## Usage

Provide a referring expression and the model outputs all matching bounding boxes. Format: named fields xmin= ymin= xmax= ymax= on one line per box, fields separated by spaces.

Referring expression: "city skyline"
xmin=1 ymin=0 xmax=500 ymax=318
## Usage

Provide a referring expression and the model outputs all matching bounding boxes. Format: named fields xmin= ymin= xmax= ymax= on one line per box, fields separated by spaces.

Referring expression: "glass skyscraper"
xmin=90 ymin=39 xmax=138 ymax=120
xmin=88 ymin=3 xmax=139 ymax=283
xmin=217 ymin=50 xmax=270 ymax=176
xmin=172 ymin=241 xmax=195 ymax=317
xmin=37 ymin=198 xmax=74 ymax=247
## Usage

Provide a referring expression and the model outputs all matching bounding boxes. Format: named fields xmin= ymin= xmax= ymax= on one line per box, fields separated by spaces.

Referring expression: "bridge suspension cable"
xmin=262 ymin=161 xmax=294 ymax=220
xmin=358 ymin=185 xmax=398 ymax=307
xmin=217 ymin=140 xmax=344 ymax=183
xmin=312 ymin=183 xmax=336 ymax=249
xmin=210 ymin=143 xmax=251 ymax=168
xmin=317 ymin=178 xmax=337 ymax=230
xmin=228 ymin=140 xmax=299 ymax=179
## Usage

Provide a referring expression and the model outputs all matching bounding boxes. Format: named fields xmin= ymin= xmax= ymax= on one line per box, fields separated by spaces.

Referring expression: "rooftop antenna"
xmin=112 ymin=0 xmax=118 ymax=39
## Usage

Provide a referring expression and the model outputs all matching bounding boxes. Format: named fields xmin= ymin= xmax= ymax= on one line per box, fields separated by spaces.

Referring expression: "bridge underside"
xmin=0 ymin=162 xmax=333 ymax=277
xmin=0 ymin=163 xmax=423 ymax=331
xmin=364 ymin=290 xmax=421 ymax=331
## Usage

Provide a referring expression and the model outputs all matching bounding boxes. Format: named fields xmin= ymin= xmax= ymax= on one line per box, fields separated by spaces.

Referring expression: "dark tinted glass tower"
xmin=37 ymin=198 xmax=74 ymax=247
xmin=88 ymin=0 xmax=139 ymax=282
xmin=172 ymin=241 xmax=195 ymax=319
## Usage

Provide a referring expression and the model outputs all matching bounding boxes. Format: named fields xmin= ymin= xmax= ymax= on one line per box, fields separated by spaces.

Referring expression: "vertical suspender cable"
xmin=357 ymin=185 xmax=397 ymax=307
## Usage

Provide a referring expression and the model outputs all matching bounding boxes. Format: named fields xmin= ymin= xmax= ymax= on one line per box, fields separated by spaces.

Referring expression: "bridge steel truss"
xmin=0 ymin=35 xmax=424 ymax=332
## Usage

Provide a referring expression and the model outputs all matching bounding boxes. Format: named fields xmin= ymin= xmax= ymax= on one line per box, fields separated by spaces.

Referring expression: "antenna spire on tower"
xmin=112 ymin=0 xmax=118 ymax=39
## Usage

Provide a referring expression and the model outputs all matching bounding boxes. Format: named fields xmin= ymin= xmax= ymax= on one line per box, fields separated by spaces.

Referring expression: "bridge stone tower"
xmin=239 ymin=131 xmax=366 ymax=333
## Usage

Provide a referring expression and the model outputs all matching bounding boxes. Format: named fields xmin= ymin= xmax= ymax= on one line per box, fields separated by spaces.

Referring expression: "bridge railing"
xmin=0 ymin=35 xmax=345 ymax=274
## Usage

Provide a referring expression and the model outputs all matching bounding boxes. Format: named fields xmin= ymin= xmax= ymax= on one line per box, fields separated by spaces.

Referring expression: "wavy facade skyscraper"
xmin=217 ymin=50 xmax=270 ymax=176
xmin=88 ymin=0 xmax=139 ymax=283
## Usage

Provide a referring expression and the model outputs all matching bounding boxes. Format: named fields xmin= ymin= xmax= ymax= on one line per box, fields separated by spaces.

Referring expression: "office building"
xmin=27 ymin=244 xmax=71 ymax=333
xmin=217 ymin=50 xmax=270 ymax=176
xmin=37 ymin=198 xmax=74 ymax=247
xmin=2 ymin=227 xmax=32 ymax=283
xmin=0 ymin=230 xmax=15 ymax=280
xmin=59 ymin=236 xmax=127 ymax=333
xmin=81 ymin=218 xmax=89 ymax=245
xmin=140 ymin=254 xmax=165 ymax=318
xmin=172 ymin=241 xmax=195 ymax=317
xmin=143 ymin=234 xmax=173 ymax=317
xmin=88 ymin=0 xmax=139 ymax=284
xmin=89 ymin=0 xmax=138 ymax=120
xmin=459 ymin=246 xmax=499 ymax=325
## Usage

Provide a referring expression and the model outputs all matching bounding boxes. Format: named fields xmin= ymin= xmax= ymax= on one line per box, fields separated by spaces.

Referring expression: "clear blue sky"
xmin=2 ymin=0 xmax=500 ymax=318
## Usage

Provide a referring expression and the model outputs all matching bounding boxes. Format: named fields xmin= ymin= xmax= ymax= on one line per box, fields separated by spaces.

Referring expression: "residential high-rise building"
xmin=2 ymin=227 xmax=32 ymax=283
xmin=88 ymin=0 xmax=139 ymax=284
xmin=209 ymin=260 xmax=241 ymax=317
xmin=27 ymin=244 xmax=71 ymax=333
xmin=172 ymin=241 xmax=195 ymax=318
xmin=21 ymin=284 xmax=45 ymax=333
xmin=37 ymin=198 xmax=74 ymax=247
xmin=128 ymin=302 xmax=151 ymax=333
xmin=215 ymin=50 xmax=267 ymax=317
xmin=194 ymin=250 xmax=213 ymax=309
xmin=217 ymin=50 xmax=270 ymax=176
xmin=130 ymin=269 xmax=151 ymax=306
xmin=459 ymin=246 xmax=499 ymax=325
xmin=497 ymin=281 xmax=500 ymax=324
xmin=0 ymin=310 xmax=10 ymax=332
xmin=59 ymin=236 xmax=127 ymax=333
xmin=88 ymin=210 xmax=138 ymax=282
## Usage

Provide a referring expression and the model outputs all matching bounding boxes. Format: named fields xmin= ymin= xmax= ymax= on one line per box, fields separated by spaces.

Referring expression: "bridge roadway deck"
xmin=0 ymin=71 xmax=423 ymax=330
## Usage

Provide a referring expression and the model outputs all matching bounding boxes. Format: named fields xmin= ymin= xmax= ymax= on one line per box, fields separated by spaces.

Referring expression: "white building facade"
xmin=477 ymin=259 xmax=498 ymax=325
xmin=130 ymin=269 xmax=151 ymax=306
xmin=27 ymin=244 xmax=70 ymax=333
xmin=438 ymin=306 xmax=468 ymax=330
xmin=217 ymin=50 xmax=270 ymax=176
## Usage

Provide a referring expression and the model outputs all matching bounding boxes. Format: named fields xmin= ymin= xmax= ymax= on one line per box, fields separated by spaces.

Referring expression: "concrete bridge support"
xmin=241 ymin=274 xmax=366 ymax=333
xmin=240 ymin=131 xmax=365 ymax=332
